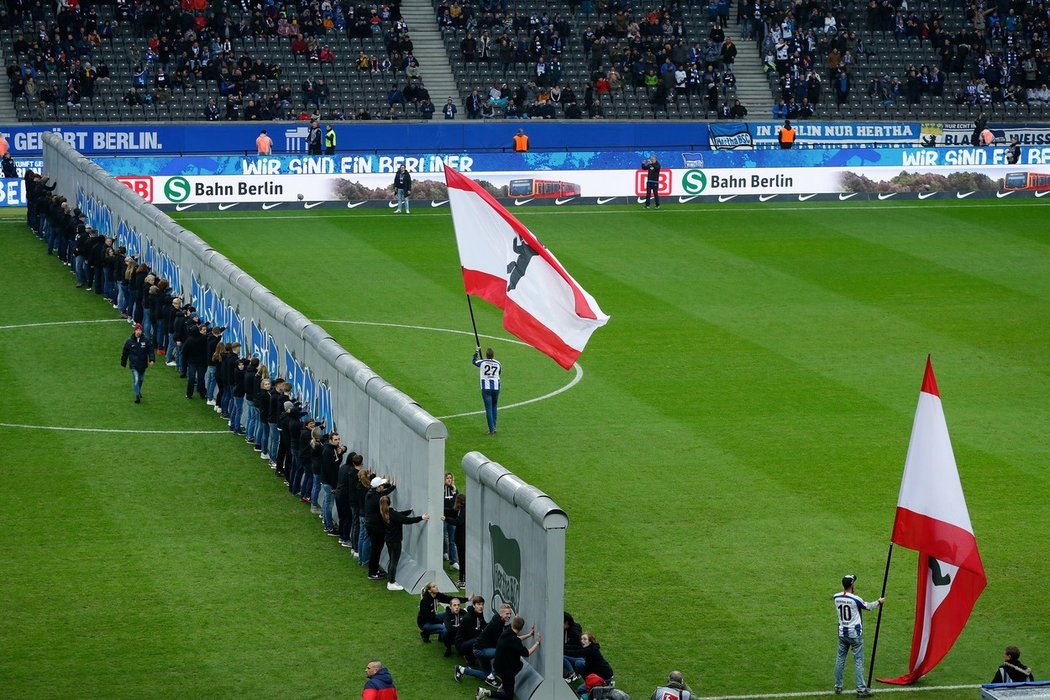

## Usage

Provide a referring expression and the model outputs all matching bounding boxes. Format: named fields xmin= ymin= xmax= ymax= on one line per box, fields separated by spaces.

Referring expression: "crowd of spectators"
xmin=2 ymin=0 xmax=435 ymax=121
xmin=440 ymin=0 xmax=752 ymax=118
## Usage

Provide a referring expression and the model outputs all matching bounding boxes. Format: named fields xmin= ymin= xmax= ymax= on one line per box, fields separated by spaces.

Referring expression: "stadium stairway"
xmin=730 ymin=38 xmax=772 ymax=118
xmin=400 ymin=0 xmax=461 ymax=109
xmin=0 ymin=87 xmax=16 ymax=123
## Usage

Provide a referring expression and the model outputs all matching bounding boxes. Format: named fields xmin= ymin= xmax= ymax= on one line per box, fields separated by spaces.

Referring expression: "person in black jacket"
xmin=393 ymin=164 xmax=412 ymax=213
xmin=455 ymin=595 xmax=488 ymax=666
xmin=443 ymin=472 xmax=460 ymax=569
xmin=352 ymin=464 xmax=373 ymax=563
xmin=320 ymin=431 xmax=346 ymax=535
xmin=365 ymin=477 xmax=395 ymax=578
xmin=562 ymin=612 xmax=585 ymax=680
xmin=291 ymin=416 xmax=316 ymax=499
xmin=477 ymin=616 xmax=541 ymax=699
xmin=381 ymin=495 xmax=427 ymax=591
xmin=417 ymin=581 xmax=454 ymax=642
xmin=335 ymin=452 xmax=363 ymax=548
xmin=242 ymin=358 xmax=259 ymax=442
xmin=571 ymin=632 xmax=614 ymax=694
xmin=255 ymin=376 xmax=273 ymax=457
xmin=182 ymin=322 xmax=209 ymax=399
xmin=991 ymin=645 xmax=1035 ymax=684
xmin=457 ymin=603 xmax=512 ymax=684
xmin=120 ymin=323 xmax=154 ymax=403
xmin=276 ymin=394 xmax=302 ymax=478
xmin=205 ymin=328 xmax=224 ymax=408
xmin=229 ymin=356 xmax=246 ymax=434
xmin=442 ymin=598 xmax=465 ymax=657
xmin=444 ymin=492 xmax=466 ymax=589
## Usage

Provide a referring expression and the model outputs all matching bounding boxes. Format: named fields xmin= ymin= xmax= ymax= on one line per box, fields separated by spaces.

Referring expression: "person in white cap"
xmin=365 ymin=476 xmax=396 ymax=580
xmin=833 ymin=574 xmax=883 ymax=697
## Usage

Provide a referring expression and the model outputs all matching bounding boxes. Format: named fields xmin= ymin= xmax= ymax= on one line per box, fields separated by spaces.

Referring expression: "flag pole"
xmin=867 ymin=542 xmax=894 ymax=688
xmin=466 ymin=294 xmax=482 ymax=351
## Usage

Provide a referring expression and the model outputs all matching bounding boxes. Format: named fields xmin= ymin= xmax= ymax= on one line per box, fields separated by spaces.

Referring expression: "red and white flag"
xmin=879 ymin=357 xmax=986 ymax=685
xmin=444 ymin=166 xmax=609 ymax=369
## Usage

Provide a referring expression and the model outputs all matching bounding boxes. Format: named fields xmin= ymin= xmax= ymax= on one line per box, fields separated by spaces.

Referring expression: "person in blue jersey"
xmin=472 ymin=347 xmax=501 ymax=435
xmin=833 ymin=574 xmax=883 ymax=697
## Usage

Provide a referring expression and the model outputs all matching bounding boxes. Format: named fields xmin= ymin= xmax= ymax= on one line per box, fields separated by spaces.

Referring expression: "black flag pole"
xmin=867 ymin=541 xmax=894 ymax=688
xmin=466 ymin=294 xmax=482 ymax=352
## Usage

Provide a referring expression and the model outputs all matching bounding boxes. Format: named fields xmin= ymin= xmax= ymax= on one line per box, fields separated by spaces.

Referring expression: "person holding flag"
xmin=833 ymin=574 xmax=883 ymax=697
xmin=472 ymin=347 xmax=501 ymax=435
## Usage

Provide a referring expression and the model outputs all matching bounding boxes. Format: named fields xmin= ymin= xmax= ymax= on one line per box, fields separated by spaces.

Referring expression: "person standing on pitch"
xmin=361 ymin=659 xmax=399 ymax=699
xmin=120 ymin=323 xmax=154 ymax=403
xmin=472 ymin=346 xmax=501 ymax=434
xmin=643 ymin=155 xmax=661 ymax=209
xmin=393 ymin=164 xmax=412 ymax=214
xmin=833 ymin=574 xmax=883 ymax=697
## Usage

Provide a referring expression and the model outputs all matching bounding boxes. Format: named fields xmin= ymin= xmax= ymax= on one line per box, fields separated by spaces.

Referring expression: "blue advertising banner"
xmin=710 ymin=121 xmax=922 ymax=148
xmin=90 ymin=145 xmax=1050 ymax=178
xmin=0 ymin=178 xmax=26 ymax=206
xmin=0 ymin=122 xmax=712 ymax=157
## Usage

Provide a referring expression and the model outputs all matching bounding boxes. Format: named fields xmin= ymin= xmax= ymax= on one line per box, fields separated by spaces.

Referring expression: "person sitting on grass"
xmin=417 ymin=581 xmax=454 ymax=642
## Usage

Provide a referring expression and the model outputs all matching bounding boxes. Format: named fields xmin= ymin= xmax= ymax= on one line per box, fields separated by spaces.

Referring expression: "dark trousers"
xmin=185 ymin=363 xmax=206 ymax=398
xmin=336 ymin=498 xmax=352 ymax=542
xmin=386 ymin=540 xmax=402 ymax=583
xmin=645 ymin=182 xmax=660 ymax=207
xmin=275 ymin=432 xmax=289 ymax=476
xmin=457 ymin=638 xmax=477 ymax=664
xmin=367 ymin=526 xmax=386 ymax=575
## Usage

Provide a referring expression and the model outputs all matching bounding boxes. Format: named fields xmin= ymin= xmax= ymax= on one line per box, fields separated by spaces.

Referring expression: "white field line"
xmin=171 ymin=201 xmax=1050 ymax=222
xmin=695 ymin=684 xmax=979 ymax=700
xmin=315 ymin=320 xmax=582 ymax=419
xmin=0 ymin=422 xmax=228 ymax=435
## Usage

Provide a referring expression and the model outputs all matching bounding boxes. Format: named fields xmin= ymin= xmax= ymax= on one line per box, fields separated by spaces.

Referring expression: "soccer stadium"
xmin=1 ymin=1 xmax=1048 ymax=700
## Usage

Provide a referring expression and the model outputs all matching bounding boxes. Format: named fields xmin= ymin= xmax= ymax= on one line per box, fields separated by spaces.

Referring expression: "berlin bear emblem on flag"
xmin=507 ymin=237 xmax=537 ymax=292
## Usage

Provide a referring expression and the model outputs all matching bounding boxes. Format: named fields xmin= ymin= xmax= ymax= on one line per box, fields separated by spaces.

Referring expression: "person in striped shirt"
xmin=472 ymin=347 xmax=501 ymax=435
xmin=833 ymin=574 xmax=883 ymax=697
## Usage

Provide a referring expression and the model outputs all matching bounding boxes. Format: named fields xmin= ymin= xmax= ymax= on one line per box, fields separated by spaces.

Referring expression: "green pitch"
xmin=1 ymin=201 xmax=1047 ymax=700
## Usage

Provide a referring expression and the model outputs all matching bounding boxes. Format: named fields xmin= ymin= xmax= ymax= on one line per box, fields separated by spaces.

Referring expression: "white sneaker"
xmin=386 ymin=582 xmax=404 ymax=591
xmin=165 ymin=361 xmax=176 ymax=367
xmin=261 ymin=453 xmax=270 ymax=460
xmin=206 ymin=400 xmax=216 ymax=406
xmin=451 ymin=562 xmax=460 ymax=571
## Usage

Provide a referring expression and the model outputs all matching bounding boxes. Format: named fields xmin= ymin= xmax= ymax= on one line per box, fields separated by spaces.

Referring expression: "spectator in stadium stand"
xmin=307 ymin=120 xmax=322 ymax=155
xmin=256 ymin=130 xmax=272 ymax=155
xmin=120 ymin=323 xmax=154 ymax=404
xmin=418 ymin=580 xmax=455 ymax=642
xmin=1007 ymin=137 xmax=1021 ymax=165
xmin=651 ymin=671 xmax=695 ymax=700
xmin=642 ymin=155 xmax=661 ymax=209
xmin=366 ymin=476 xmax=395 ymax=580
xmin=833 ymin=574 xmax=883 ymax=697
xmin=419 ymin=97 xmax=436 ymax=120
xmin=513 ymin=129 xmax=529 ymax=153
xmin=778 ymin=120 xmax=796 ymax=149
xmin=475 ymin=615 xmax=541 ymax=700
xmin=393 ymin=164 xmax=412 ymax=214
xmin=730 ymin=100 xmax=748 ymax=118
xmin=361 ymin=660 xmax=399 ymax=700
xmin=444 ymin=97 xmax=458 ymax=119
xmin=472 ymin=347 xmax=501 ymax=434
xmin=979 ymin=128 xmax=996 ymax=147
xmin=0 ymin=132 xmax=8 ymax=157
xmin=380 ymin=495 xmax=428 ymax=591
xmin=991 ymin=646 xmax=1035 ymax=684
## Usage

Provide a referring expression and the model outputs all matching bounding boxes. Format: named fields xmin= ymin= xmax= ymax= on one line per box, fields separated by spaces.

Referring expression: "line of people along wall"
xmin=41 ymin=132 xmax=457 ymax=594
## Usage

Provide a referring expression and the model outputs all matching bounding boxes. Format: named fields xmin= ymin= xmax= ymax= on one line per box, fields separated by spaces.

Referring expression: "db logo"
xmin=635 ymin=169 xmax=672 ymax=196
xmin=117 ymin=176 xmax=153 ymax=202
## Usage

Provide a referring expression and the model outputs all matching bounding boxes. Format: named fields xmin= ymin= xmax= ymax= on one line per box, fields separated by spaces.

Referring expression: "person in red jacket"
xmin=361 ymin=660 xmax=398 ymax=700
